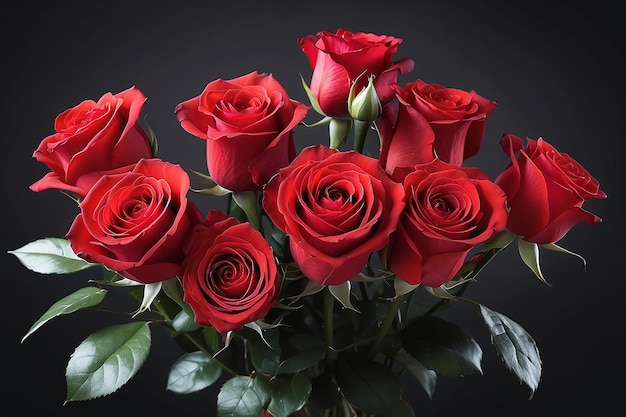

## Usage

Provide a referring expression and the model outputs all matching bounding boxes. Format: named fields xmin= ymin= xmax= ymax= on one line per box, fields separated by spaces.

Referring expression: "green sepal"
xmin=541 ymin=242 xmax=587 ymax=269
xmin=22 ymin=287 xmax=107 ymax=344
xmin=66 ymin=321 xmax=151 ymax=402
xmin=143 ymin=115 xmax=159 ymax=157
xmin=189 ymin=169 xmax=231 ymax=196
xmin=132 ymin=281 xmax=161 ymax=317
xmin=517 ymin=238 xmax=551 ymax=285
xmin=300 ymin=75 xmax=326 ymax=116
xmin=328 ymin=281 xmax=359 ymax=312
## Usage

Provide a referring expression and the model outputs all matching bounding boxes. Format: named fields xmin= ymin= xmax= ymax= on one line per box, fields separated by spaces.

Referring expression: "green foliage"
xmin=334 ymin=353 xmax=403 ymax=416
xmin=480 ymin=305 xmax=542 ymax=395
xmin=167 ymin=351 xmax=223 ymax=394
xmin=9 ymin=237 xmax=95 ymax=274
xmin=66 ymin=322 xmax=151 ymax=402
xmin=268 ymin=373 xmax=312 ymax=417
xmin=400 ymin=316 xmax=483 ymax=377
xmin=22 ymin=286 xmax=107 ymax=343
xmin=217 ymin=375 xmax=271 ymax=417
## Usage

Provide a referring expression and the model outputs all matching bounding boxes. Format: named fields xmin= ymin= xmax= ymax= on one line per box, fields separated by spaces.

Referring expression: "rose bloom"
xmin=387 ymin=159 xmax=508 ymax=287
xmin=30 ymin=86 xmax=153 ymax=197
xmin=495 ymin=133 xmax=606 ymax=244
xmin=181 ymin=210 xmax=280 ymax=333
xmin=66 ymin=158 xmax=206 ymax=284
xmin=263 ymin=145 xmax=405 ymax=286
xmin=381 ymin=80 xmax=497 ymax=168
xmin=298 ymin=28 xmax=414 ymax=118
xmin=174 ymin=71 xmax=309 ymax=192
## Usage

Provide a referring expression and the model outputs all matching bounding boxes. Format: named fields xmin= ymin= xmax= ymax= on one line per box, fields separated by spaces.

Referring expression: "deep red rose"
xmin=494 ymin=133 xmax=606 ymax=244
xmin=30 ymin=86 xmax=153 ymax=197
xmin=181 ymin=210 xmax=280 ymax=333
xmin=66 ymin=158 xmax=206 ymax=284
xmin=380 ymin=80 xmax=497 ymax=169
xmin=298 ymin=28 xmax=414 ymax=118
xmin=387 ymin=159 xmax=508 ymax=287
xmin=263 ymin=145 xmax=405 ymax=286
xmin=174 ymin=71 xmax=309 ymax=192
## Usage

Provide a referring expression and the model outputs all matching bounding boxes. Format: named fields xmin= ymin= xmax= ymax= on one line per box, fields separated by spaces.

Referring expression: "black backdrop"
xmin=2 ymin=1 xmax=623 ymax=416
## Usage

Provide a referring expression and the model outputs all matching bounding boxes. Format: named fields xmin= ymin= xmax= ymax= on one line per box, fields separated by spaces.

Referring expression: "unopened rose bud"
xmin=348 ymin=74 xmax=382 ymax=122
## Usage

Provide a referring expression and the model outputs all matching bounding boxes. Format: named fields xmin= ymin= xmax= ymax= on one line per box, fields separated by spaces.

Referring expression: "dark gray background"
xmin=2 ymin=1 xmax=623 ymax=415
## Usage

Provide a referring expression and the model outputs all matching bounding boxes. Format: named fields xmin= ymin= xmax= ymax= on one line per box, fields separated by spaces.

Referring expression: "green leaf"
xmin=393 ymin=348 xmax=437 ymax=399
xmin=167 ymin=351 xmax=223 ymax=394
xmin=171 ymin=309 xmax=201 ymax=333
xmin=479 ymin=304 xmax=542 ymax=395
xmin=162 ymin=277 xmax=196 ymax=319
xmin=217 ymin=375 xmax=271 ymax=417
xmin=66 ymin=321 xmax=151 ymax=402
xmin=517 ymin=238 xmax=551 ymax=285
xmin=249 ymin=329 xmax=281 ymax=374
xmin=334 ymin=353 xmax=402 ymax=416
xmin=277 ymin=334 xmax=326 ymax=375
xmin=8 ymin=237 xmax=95 ymax=274
xmin=22 ymin=287 xmax=107 ymax=343
xmin=400 ymin=316 xmax=483 ymax=377
xmin=268 ymin=373 xmax=312 ymax=417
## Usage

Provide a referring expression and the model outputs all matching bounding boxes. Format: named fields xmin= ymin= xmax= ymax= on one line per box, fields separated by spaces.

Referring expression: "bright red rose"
xmin=494 ymin=133 xmax=606 ymax=244
xmin=263 ymin=145 xmax=405 ymax=286
xmin=66 ymin=158 xmax=206 ymax=284
xmin=387 ymin=159 xmax=508 ymax=287
xmin=181 ymin=210 xmax=280 ymax=333
xmin=377 ymin=98 xmax=436 ymax=181
xmin=174 ymin=71 xmax=309 ymax=192
xmin=30 ymin=86 xmax=153 ymax=197
xmin=298 ymin=28 xmax=414 ymax=118
xmin=381 ymin=80 xmax=497 ymax=168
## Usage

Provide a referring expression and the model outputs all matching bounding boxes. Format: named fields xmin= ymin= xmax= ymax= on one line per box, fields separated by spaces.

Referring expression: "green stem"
xmin=368 ymin=293 xmax=409 ymax=357
xmin=323 ymin=288 xmax=336 ymax=366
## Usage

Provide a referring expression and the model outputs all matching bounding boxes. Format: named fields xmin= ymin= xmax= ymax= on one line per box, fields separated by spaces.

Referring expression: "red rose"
xmin=494 ymin=133 xmax=606 ymax=244
xmin=181 ymin=210 xmax=280 ymax=333
xmin=298 ymin=28 xmax=414 ymax=118
xmin=66 ymin=158 xmax=206 ymax=284
xmin=174 ymin=71 xmax=309 ymax=192
xmin=381 ymin=80 xmax=497 ymax=168
xmin=30 ymin=86 xmax=153 ymax=197
xmin=262 ymin=145 xmax=405 ymax=286
xmin=387 ymin=159 xmax=508 ymax=287
xmin=377 ymin=97 xmax=436 ymax=181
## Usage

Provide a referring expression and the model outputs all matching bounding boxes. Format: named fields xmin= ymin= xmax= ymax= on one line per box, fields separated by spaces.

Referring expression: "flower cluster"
xmin=11 ymin=28 xmax=606 ymax=417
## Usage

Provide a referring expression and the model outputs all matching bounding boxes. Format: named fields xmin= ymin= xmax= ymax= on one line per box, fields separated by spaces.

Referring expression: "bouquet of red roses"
xmin=10 ymin=29 xmax=606 ymax=417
